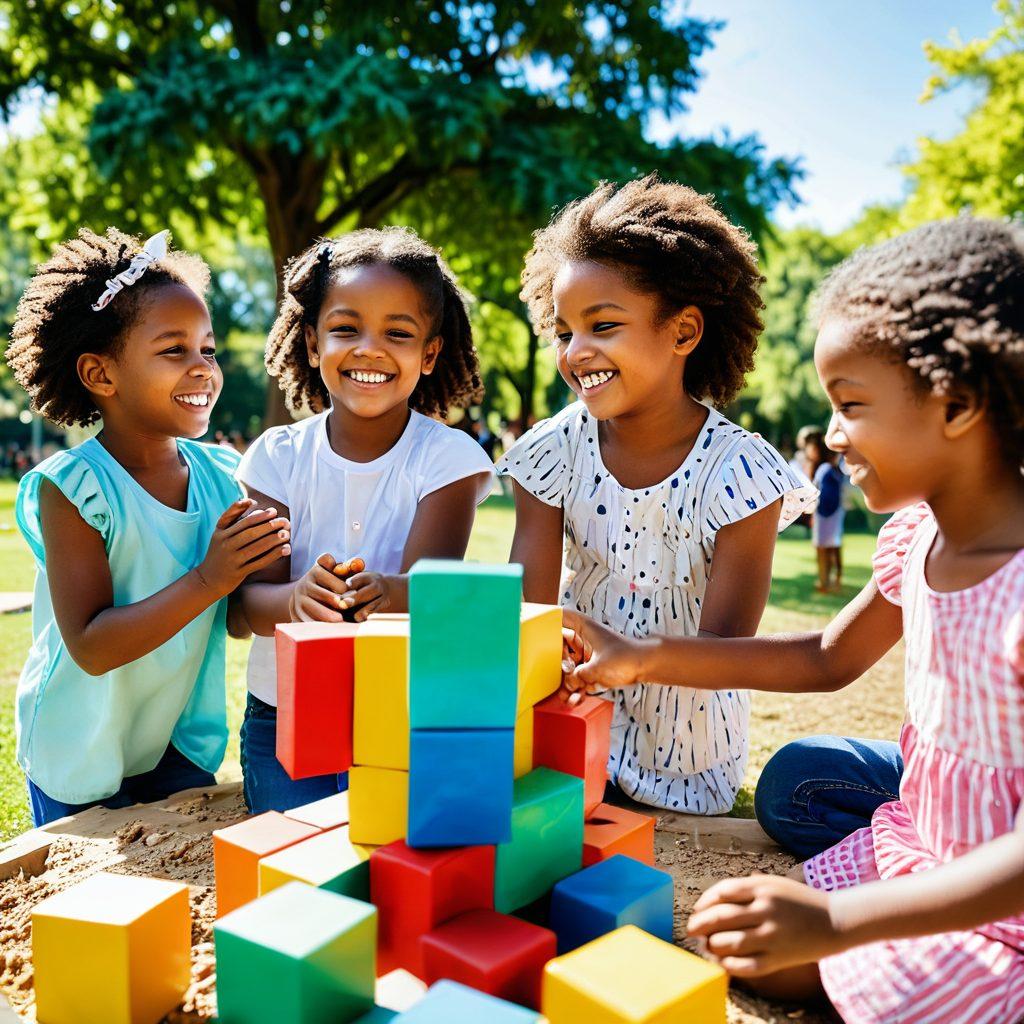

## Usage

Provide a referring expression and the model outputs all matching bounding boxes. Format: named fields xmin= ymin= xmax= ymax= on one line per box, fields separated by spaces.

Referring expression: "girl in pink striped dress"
xmin=559 ymin=218 xmax=1024 ymax=1023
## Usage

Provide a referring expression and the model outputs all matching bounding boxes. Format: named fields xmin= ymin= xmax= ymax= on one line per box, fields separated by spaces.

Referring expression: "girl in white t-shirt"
xmin=236 ymin=228 xmax=494 ymax=812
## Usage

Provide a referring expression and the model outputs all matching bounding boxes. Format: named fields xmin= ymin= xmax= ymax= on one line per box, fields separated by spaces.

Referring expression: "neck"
xmin=600 ymin=385 xmax=707 ymax=455
xmin=326 ymin=400 xmax=412 ymax=462
xmin=95 ymin=410 xmax=182 ymax=470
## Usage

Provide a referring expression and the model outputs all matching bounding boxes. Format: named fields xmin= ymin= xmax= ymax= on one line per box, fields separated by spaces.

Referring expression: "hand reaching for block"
xmin=289 ymin=553 xmax=362 ymax=623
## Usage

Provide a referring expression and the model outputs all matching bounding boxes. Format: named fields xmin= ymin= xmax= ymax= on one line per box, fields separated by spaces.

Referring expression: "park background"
xmin=0 ymin=0 xmax=1021 ymax=841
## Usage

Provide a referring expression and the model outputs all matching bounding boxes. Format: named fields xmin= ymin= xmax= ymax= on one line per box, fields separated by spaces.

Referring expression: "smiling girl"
xmin=7 ymin=228 xmax=290 ymax=825
xmin=235 ymin=228 xmax=494 ymax=813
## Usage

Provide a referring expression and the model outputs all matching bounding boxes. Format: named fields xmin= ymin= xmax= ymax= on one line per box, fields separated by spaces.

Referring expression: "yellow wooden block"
xmin=542 ymin=925 xmax=726 ymax=1024
xmin=32 ymin=871 xmax=190 ymax=1024
xmin=348 ymin=765 xmax=409 ymax=845
xmin=519 ymin=604 xmax=563 ymax=712
xmin=355 ymin=615 xmax=410 ymax=770
xmin=514 ymin=707 xmax=534 ymax=778
xmin=258 ymin=825 xmax=374 ymax=897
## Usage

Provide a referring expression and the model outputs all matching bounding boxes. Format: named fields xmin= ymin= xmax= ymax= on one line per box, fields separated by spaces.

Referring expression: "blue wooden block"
xmin=354 ymin=1008 xmax=398 ymax=1023
xmin=408 ymin=561 xmax=522 ymax=730
xmin=408 ymin=729 xmax=514 ymax=847
xmin=393 ymin=980 xmax=540 ymax=1022
xmin=549 ymin=854 xmax=674 ymax=953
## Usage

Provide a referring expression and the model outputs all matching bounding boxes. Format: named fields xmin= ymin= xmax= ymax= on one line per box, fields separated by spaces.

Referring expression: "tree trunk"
xmin=519 ymin=301 xmax=538 ymax=426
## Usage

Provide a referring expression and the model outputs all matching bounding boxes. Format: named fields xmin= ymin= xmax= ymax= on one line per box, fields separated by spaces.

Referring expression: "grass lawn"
xmin=0 ymin=480 xmax=889 ymax=841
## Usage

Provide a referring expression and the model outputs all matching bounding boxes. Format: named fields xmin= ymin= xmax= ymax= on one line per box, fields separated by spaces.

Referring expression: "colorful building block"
xmin=542 ymin=925 xmax=726 ymax=1024
xmin=259 ymin=825 xmax=373 ymax=900
xmin=419 ymin=909 xmax=556 ymax=1009
xmin=275 ymin=621 xmax=359 ymax=779
xmin=408 ymin=561 xmax=522 ymax=729
xmin=283 ymin=791 xmax=350 ymax=831
xmin=533 ymin=695 xmax=613 ymax=817
xmin=370 ymin=841 xmax=495 ymax=977
xmin=376 ymin=968 xmax=428 ymax=1012
xmin=32 ymin=872 xmax=190 ymax=1024
xmin=583 ymin=804 xmax=655 ymax=867
xmin=355 ymin=1008 xmax=399 ymax=1023
xmin=393 ymin=980 xmax=541 ymax=1023
xmin=408 ymin=729 xmax=514 ymax=846
xmin=355 ymin=616 xmax=411 ymax=770
xmin=349 ymin=766 xmax=409 ymax=846
xmin=215 ymin=882 xmax=377 ymax=1024
xmin=517 ymin=603 xmax=562 ymax=711
xmin=494 ymin=768 xmax=584 ymax=914
xmin=549 ymin=855 xmax=673 ymax=953
xmin=513 ymin=709 xmax=534 ymax=779
xmin=213 ymin=812 xmax=321 ymax=916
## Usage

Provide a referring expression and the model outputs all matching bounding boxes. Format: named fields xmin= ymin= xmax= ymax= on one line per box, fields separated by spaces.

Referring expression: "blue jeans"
xmin=240 ymin=692 xmax=348 ymax=814
xmin=27 ymin=743 xmax=216 ymax=827
xmin=754 ymin=735 xmax=904 ymax=860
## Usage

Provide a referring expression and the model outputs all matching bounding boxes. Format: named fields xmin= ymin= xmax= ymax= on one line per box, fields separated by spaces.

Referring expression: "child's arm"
xmin=41 ymin=481 xmax=289 ymax=675
xmin=507 ymin=482 xmax=564 ymax=604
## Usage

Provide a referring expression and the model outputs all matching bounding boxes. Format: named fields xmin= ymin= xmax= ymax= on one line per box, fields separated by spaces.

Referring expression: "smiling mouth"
xmin=343 ymin=369 xmax=397 ymax=386
xmin=173 ymin=393 xmax=211 ymax=409
xmin=576 ymin=370 xmax=617 ymax=392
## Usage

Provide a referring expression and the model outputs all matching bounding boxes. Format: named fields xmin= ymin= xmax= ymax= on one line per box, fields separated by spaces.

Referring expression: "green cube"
xmin=494 ymin=767 xmax=585 ymax=913
xmin=215 ymin=882 xmax=375 ymax=1023
xmin=409 ymin=560 xmax=523 ymax=729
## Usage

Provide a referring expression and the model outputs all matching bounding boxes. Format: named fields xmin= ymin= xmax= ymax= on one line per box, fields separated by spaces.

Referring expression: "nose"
xmin=187 ymin=357 xmax=213 ymax=380
xmin=352 ymin=333 xmax=388 ymax=359
xmin=563 ymin=331 xmax=597 ymax=372
xmin=825 ymin=413 xmax=848 ymax=452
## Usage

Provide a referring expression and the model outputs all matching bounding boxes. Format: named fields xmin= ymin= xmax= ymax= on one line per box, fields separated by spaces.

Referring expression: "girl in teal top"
xmin=7 ymin=228 xmax=292 ymax=824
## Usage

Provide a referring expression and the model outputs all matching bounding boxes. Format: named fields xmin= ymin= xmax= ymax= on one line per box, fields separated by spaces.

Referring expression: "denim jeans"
xmin=27 ymin=743 xmax=216 ymax=827
xmin=240 ymin=692 xmax=348 ymax=814
xmin=754 ymin=734 xmax=904 ymax=860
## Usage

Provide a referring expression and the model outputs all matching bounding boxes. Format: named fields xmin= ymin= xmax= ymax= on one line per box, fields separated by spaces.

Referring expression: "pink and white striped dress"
xmin=804 ymin=503 xmax=1024 ymax=1024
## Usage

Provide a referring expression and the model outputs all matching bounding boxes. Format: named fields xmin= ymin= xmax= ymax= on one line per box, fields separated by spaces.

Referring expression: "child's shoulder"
xmin=873 ymin=503 xmax=933 ymax=605
xmin=406 ymin=412 xmax=495 ymax=489
xmin=178 ymin=438 xmax=241 ymax=475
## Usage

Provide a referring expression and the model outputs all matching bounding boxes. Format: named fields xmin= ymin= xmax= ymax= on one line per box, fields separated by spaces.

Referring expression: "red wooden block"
xmin=583 ymin=803 xmax=656 ymax=867
xmin=532 ymin=695 xmax=613 ymax=817
xmin=275 ymin=621 xmax=359 ymax=779
xmin=369 ymin=841 xmax=495 ymax=978
xmin=419 ymin=908 xmax=556 ymax=1010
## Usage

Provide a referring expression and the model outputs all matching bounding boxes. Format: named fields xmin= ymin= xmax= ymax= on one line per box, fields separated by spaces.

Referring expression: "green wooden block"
xmin=215 ymin=881 xmax=376 ymax=1023
xmin=409 ymin=560 xmax=523 ymax=730
xmin=494 ymin=768 xmax=585 ymax=913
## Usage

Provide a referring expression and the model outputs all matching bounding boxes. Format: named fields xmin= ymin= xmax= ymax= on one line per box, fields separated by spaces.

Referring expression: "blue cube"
xmin=549 ymin=854 xmax=674 ymax=953
xmin=393 ymin=980 xmax=540 ymax=1022
xmin=408 ymin=729 xmax=514 ymax=846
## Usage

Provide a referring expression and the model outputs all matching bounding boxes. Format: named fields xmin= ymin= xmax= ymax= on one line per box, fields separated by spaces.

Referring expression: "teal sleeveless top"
xmin=15 ymin=438 xmax=243 ymax=803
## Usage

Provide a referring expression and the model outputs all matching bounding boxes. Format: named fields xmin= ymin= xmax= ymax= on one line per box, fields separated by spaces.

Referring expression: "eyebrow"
xmin=554 ymin=302 xmax=628 ymax=325
xmin=324 ymin=307 xmax=420 ymax=327
xmin=151 ymin=329 xmax=214 ymax=343
xmin=826 ymin=377 xmax=864 ymax=388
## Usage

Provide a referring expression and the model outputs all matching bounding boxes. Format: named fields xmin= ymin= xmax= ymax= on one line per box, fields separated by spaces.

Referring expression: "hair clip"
xmin=91 ymin=230 xmax=169 ymax=312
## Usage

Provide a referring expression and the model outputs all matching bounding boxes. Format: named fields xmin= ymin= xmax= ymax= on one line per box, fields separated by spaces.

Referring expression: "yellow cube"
xmin=258 ymin=825 xmax=374 ymax=898
xmin=348 ymin=765 xmax=409 ymax=845
xmin=519 ymin=604 xmax=563 ymax=711
xmin=542 ymin=925 xmax=726 ymax=1024
xmin=33 ymin=872 xmax=190 ymax=1024
xmin=355 ymin=615 xmax=410 ymax=770
xmin=514 ymin=707 xmax=534 ymax=778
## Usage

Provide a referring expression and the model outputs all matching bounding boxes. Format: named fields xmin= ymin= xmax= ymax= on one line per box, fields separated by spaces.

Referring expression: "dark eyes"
xmin=159 ymin=345 xmax=216 ymax=357
xmin=328 ymin=325 xmax=413 ymax=340
xmin=555 ymin=321 xmax=622 ymax=345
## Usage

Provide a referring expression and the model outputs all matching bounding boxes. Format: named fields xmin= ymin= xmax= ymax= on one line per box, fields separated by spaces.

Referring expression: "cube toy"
xmin=349 ymin=766 xmax=409 ymax=846
xmin=355 ymin=616 xmax=411 ymax=770
xmin=542 ymin=925 xmax=726 ymax=1024
xmin=408 ymin=729 xmax=514 ymax=846
xmin=494 ymin=768 xmax=584 ymax=914
xmin=355 ymin=1009 xmax=398 ymax=1023
xmin=517 ymin=603 xmax=563 ymax=711
xmin=213 ymin=812 xmax=321 ymax=916
xmin=275 ymin=621 xmax=359 ymax=779
xmin=283 ymin=791 xmax=350 ymax=831
xmin=408 ymin=561 xmax=522 ymax=729
xmin=549 ymin=855 xmax=674 ymax=953
xmin=419 ymin=909 xmax=556 ymax=1010
xmin=215 ymin=882 xmax=377 ymax=1024
xmin=370 ymin=841 xmax=495 ymax=977
xmin=583 ymin=804 xmax=656 ymax=867
xmin=32 ymin=872 xmax=190 ymax=1024
xmin=259 ymin=826 xmax=373 ymax=900
xmin=513 ymin=709 xmax=534 ymax=779
xmin=393 ymin=980 xmax=541 ymax=1023
xmin=533 ymin=694 xmax=613 ymax=817
xmin=376 ymin=968 xmax=428 ymax=1012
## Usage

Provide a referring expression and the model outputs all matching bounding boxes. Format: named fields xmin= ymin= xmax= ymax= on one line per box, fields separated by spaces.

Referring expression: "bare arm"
xmin=508 ymin=481 xmax=564 ymax=604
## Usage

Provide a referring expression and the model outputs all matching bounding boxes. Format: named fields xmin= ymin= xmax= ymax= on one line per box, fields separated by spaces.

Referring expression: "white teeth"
xmin=176 ymin=394 xmax=209 ymax=407
xmin=579 ymin=370 xmax=615 ymax=391
xmin=349 ymin=370 xmax=391 ymax=384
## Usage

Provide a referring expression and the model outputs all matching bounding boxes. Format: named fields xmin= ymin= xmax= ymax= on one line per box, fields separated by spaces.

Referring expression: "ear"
xmin=77 ymin=353 xmax=116 ymax=399
xmin=672 ymin=305 xmax=704 ymax=356
xmin=421 ymin=335 xmax=444 ymax=376
xmin=942 ymin=387 xmax=986 ymax=441
xmin=304 ymin=324 xmax=320 ymax=368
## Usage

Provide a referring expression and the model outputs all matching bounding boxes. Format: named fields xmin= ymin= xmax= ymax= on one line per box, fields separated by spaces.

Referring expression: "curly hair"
xmin=266 ymin=227 xmax=483 ymax=418
xmin=520 ymin=174 xmax=764 ymax=407
xmin=6 ymin=228 xmax=210 ymax=427
xmin=816 ymin=217 xmax=1024 ymax=466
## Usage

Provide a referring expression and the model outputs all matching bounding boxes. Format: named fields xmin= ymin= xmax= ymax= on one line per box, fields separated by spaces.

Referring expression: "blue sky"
xmin=651 ymin=1 xmax=1003 ymax=231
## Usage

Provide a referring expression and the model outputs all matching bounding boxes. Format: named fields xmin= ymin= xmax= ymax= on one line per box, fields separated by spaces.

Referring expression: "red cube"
xmin=275 ymin=621 xmax=359 ymax=780
xmin=370 ymin=841 xmax=495 ymax=977
xmin=583 ymin=802 xmax=656 ymax=867
xmin=419 ymin=909 xmax=556 ymax=1009
xmin=533 ymin=694 xmax=613 ymax=816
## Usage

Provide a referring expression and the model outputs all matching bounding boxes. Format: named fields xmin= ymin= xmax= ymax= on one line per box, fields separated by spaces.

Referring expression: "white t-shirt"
xmin=237 ymin=410 xmax=495 ymax=704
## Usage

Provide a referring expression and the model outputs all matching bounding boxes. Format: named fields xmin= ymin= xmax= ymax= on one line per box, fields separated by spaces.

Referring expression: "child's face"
xmin=305 ymin=263 xmax=442 ymax=420
xmin=814 ymin=317 xmax=948 ymax=513
xmin=551 ymin=261 xmax=696 ymax=419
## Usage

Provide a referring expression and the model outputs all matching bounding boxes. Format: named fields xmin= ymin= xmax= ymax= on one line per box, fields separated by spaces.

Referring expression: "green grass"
xmin=0 ymin=484 xmax=872 ymax=840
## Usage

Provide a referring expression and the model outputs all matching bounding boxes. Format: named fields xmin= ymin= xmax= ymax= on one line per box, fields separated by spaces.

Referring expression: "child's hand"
xmin=560 ymin=609 xmax=645 ymax=700
xmin=196 ymin=499 xmax=291 ymax=598
xmin=339 ymin=570 xmax=399 ymax=622
xmin=289 ymin=553 xmax=352 ymax=623
xmin=687 ymin=874 xmax=841 ymax=976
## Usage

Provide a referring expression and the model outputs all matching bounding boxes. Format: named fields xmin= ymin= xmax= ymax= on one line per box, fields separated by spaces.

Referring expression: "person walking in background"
xmin=789 ymin=424 xmax=821 ymax=535
xmin=808 ymin=431 xmax=846 ymax=593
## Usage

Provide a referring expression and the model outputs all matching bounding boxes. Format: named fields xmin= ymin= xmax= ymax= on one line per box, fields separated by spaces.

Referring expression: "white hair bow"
xmin=91 ymin=230 xmax=170 ymax=312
